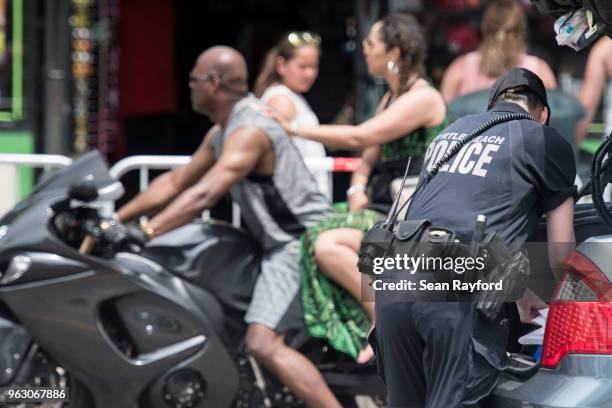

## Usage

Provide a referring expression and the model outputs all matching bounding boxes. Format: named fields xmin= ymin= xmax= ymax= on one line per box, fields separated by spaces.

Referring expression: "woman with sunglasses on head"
xmin=273 ymin=13 xmax=447 ymax=364
xmin=255 ymin=31 xmax=329 ymax=198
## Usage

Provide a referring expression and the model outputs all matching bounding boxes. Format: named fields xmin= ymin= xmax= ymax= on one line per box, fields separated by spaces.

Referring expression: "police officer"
xmin=373 ymin=68 xmax=576 ymax=407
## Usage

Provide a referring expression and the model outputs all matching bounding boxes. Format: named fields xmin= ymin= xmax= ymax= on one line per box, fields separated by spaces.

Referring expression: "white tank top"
xmin=261 ymin=84 xmax=330 ymax=199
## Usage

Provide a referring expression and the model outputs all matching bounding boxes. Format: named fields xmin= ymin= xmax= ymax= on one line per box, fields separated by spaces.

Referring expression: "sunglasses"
xmin=188 ymin=72 xmax=220 ymax=83
xmin=362 ymin=37 xmax=374 ymax=49
xmin=287 ymin=31 xmax=322 ymax=47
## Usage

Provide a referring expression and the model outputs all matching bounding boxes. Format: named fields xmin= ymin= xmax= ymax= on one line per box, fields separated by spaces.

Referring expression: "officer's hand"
xmin=348 ymin=190 xmax=369 ymax=213
xmin=516 ymin=288 xmax=548 ymax=323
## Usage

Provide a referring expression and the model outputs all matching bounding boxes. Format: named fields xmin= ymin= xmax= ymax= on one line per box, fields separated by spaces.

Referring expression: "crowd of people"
xmin=113 ymin=0 xmax=610 ymax=406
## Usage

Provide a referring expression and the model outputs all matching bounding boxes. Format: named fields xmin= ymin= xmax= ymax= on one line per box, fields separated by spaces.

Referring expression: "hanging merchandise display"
xmin=70 ymin=0 xmax=119 ymax=155
xmin=0 ymin=0 xmax=23 ymax=122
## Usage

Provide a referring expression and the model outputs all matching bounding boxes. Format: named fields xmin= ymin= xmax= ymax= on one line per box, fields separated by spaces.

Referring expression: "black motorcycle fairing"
xmin=142 ymin=221 xmax=261 ymax=340
xmin=144 ymin=335 xmax=240 ymax=408
xmin=111 ymin=252 xmax=229 ymax=353
xmin=0 ymin=316 xmax=31 ymax=385
xmin=0 ymin=252 xmax=90 ymax=286
xmin=0 ymin=250 xmax=239 ymax=407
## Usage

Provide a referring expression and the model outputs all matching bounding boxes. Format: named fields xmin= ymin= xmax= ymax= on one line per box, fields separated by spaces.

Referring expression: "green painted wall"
xmin=0 ymin=131 xmax=33 ymax=198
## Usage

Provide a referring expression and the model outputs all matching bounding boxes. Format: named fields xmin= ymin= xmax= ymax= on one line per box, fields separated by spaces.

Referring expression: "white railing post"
xmin=0 ymin=154 xmax=73 ymax=215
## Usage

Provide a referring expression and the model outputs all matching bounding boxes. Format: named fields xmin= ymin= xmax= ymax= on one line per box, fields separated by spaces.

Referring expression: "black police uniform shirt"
xmin=407 ymin=101 xmax=576 ymax=248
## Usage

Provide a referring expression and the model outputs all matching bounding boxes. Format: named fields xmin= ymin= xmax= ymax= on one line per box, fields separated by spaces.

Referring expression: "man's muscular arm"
xmin=117 ymin=125 xmax=220 ymax=223
xmin=147 ymin=127 xmax=272 ymax=237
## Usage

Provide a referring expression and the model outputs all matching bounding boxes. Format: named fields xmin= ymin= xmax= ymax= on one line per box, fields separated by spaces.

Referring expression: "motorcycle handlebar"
xmin=79 ymin=235 xmax=96 ymax=254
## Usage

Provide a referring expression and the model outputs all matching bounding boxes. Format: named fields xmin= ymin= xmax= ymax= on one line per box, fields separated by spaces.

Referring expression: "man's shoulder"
xmin=228 ymin=97 xmax=284 ymax=136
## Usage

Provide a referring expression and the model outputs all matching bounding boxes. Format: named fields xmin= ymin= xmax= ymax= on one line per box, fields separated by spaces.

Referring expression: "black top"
xmin=406 ymin=102 xmax=576 ymax=247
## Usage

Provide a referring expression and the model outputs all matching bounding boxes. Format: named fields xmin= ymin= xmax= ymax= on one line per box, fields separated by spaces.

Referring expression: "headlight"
xmin=1 ymin=255 xmax=31 ymax=284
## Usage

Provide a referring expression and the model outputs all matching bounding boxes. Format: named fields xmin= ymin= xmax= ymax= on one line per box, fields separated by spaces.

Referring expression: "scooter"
xmin=0 ymin=150 xmax=385 ymax=407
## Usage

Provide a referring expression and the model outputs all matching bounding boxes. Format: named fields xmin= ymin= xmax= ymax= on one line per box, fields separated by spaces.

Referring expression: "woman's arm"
xmin=347 ymin=146 xmax=380 ymax=212
xmin=266 ymin=94 xmax=297 ymax=121
xmin=576 ymin=38 xmax=612 ymax=144
xmin=440 ymin=56 xmax=465 ymax=103
xmin=292 ymin=86 xmax=446 ymax=150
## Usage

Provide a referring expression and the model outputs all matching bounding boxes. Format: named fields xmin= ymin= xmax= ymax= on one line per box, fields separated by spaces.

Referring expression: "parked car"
xmin=488 ymin=135 xmax=612 ymax=407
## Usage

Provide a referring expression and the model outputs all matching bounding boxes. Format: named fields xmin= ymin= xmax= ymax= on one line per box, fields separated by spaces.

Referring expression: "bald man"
xmin=116 ymin=47 xmax=339 ymax=406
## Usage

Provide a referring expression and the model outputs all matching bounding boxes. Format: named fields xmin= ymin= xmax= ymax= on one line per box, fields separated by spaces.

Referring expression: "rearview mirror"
xmin=68 ymin=176 xmax=99 ymax=202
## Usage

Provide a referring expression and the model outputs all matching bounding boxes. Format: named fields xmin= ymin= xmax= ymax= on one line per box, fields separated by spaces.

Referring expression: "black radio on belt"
xmin=356 ymin=221 xmax=395 ymax=275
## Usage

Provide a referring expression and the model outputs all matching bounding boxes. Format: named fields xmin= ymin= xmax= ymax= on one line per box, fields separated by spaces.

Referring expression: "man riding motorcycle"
xmin=114 ymin=46 xmax=343 ymax=407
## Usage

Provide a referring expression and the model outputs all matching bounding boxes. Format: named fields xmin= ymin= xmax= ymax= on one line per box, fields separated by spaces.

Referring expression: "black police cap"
xmin=487 ymin=68 xmax=550 ymax=124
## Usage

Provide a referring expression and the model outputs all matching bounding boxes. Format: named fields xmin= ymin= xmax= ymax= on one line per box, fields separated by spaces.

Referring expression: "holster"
xmin=357 ymin=220 xmax=531 ymax=321
xmin=475 ymin=245 xmax=530 ymax=321
xmin=443 ymin=233 xmax=531 ymax=321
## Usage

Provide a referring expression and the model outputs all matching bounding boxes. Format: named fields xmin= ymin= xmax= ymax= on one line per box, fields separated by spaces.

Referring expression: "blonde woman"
xmin=255 ymin=32 xmax=329 ymax=198
xmin=441 ymin=0 xmax=557 ymax=103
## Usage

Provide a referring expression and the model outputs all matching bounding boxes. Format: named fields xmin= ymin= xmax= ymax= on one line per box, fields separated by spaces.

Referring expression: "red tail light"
xmin=541 ymin=251 xmax=612 ymax=368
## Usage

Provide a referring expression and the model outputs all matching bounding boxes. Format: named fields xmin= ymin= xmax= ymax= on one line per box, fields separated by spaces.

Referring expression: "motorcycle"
xmin=0 ymin=150 xmax=385 ymax=407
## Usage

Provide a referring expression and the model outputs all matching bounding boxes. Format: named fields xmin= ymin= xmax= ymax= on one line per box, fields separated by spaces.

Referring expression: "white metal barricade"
xmin=4 ymin=152 xmax=612 ymax=228
xmin=109 ymin=155 xmax=362 ymax=227
xmin=0 ymin=153 xmax=73 ymax=168
xmin=0 ymin=154 xmax=73 ymax=215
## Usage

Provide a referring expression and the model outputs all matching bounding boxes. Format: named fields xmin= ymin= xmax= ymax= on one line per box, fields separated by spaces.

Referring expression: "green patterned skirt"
xmin=299 ymin=203 xmax=382 ymax=359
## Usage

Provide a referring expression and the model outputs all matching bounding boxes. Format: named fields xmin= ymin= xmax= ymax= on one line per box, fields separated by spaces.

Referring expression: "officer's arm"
xmin=292 ymin=86 xmax=446 ymax=150
xmin=546 ymin=197 xmax=575 ymax=280
xmin=516 ymin=197 xmax=575 ymax=323
xmin=516 ymin=197 xmax=574 ymax=322
xmin=117 ymin=125 xmax=220 ymax=223
xmin=147 ymin=127 xmax=271 ymax=237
